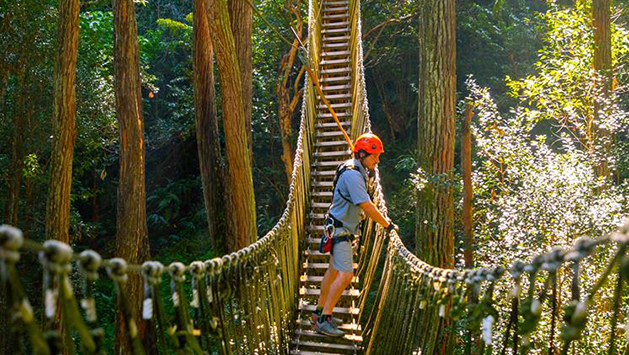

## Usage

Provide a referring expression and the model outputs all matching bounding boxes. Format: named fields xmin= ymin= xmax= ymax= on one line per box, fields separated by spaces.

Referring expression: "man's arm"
xmin=358 ymin=201 xmax=390 ymax=228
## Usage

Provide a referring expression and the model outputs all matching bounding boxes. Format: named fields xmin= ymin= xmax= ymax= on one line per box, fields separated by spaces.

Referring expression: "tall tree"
xmin=276 ymin=0 xmax=304 ymax=183
xmin=229 ymin=0 xmax=253 ymax=157
xmin=461 ymin=103 xmax=474 ymax=268
xmin=193 ymin=0 xmax=227 ymax=254
xmin=45 ymin=0 xmax=79 ymax=244
xmin=112 ymin=0 xmax=150 ymax=353
xmin=415 ymin=0 xmax=456 ymax=269
xmin=592 ymin=0 xmax=612 ymax=180
xmin=205 ymin=0 xmax=257 ymax=250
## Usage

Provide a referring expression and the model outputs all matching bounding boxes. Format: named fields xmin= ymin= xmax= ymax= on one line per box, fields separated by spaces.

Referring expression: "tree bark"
xmin=462 ymin=103 xmax=474 ymax=268
xmin=416 ymin=3 xmax=457 ymax=352
xmin=415 ymin=0 xmax=456 ymax=269
xmin=193 ymin=0 xmax=228 ymax=255
xmin=228 ymin=0 xmax=253 ymax=158
xmin=592 ymin=0 xmax=612 ymax=180
xmin=4 ymin=67 xmax=27 ymax=227
xmin=206 ymin=0 xmax=257 ymax=251
xmin=46 ymin=0 xmax=79 ymax=245
xmin=112 ymin=0 xmax=151 ymax=353
xmin=276 ymin=4 xmax=304 ymax=183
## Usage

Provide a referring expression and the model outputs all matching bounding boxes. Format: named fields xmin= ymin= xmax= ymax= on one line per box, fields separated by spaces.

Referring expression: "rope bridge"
xmin=2 ymin=0 xmax=629 ymax=354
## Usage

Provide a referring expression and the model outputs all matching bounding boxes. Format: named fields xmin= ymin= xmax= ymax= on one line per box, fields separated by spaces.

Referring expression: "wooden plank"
xmin=299 ymin=287 xmax=359 ymax=297
xmin=303 ymin=262 xmax=358 ymax=270
xmin=294 ymin=329 xmax=363 ymax=342
xmin=322 ymin=21 xmax=350 ymax=28
xmin=315 ymin=140 xmax=347 ymax=147
xmin=320 ymin=76 xmax=351 ymax=83
xmin=316 ymin=121 xmax=350 ymax=128
xmin=292 ymin=340 xmax=359 ymax=351
xmin=300 ymin=275 xmax=359 ymax=284
xmin=298 ymin=303 xmax=359 ymax=314
xmin=320 ymin=58 xmax=350 ymax=65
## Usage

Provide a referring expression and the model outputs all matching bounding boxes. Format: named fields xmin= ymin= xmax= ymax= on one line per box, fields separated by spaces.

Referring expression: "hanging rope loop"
xmin=39 ymin=240 xmax=73 ymax=275
xmin=79 ymin=250 xmax=101 ymax=281
xmin=106 ymin=258 xmax=128 ymax=284
xmin=0 ymin=225 xmax=23 ymax=265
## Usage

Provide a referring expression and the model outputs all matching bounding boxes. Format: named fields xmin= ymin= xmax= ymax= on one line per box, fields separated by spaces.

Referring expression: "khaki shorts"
xmin=331 ymin=240 xmax=353 ymax=273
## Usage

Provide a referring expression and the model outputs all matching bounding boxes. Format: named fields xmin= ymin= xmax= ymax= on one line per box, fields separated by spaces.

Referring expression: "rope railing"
xmin=0 ymin=1 xmax=326 ymax=352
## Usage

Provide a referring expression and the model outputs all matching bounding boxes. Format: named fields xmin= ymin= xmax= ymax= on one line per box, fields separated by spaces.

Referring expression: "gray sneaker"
xmin=315 ymin=318 xmax=345 ymax=338
xmin=311 ymin=312 xmax=343 ymax=326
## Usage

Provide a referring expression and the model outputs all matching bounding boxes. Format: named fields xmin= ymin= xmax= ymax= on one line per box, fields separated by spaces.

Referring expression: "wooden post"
xmin=462 ymin=103 xmax=474 ymax=268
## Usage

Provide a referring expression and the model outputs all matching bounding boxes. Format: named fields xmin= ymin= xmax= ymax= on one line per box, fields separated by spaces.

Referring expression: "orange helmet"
xmin=353 ymin=133 xmax=384 ymax=154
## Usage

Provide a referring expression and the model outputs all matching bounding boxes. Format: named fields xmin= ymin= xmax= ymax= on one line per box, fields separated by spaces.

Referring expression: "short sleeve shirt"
xmin=328 ymin=159 xmax=371 ymax=235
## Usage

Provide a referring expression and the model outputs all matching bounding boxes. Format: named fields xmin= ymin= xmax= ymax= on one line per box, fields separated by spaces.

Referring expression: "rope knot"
xmin=142 ymin=261 xmax=164 ymax=285
xmin=542 ymin=247 xmax=565 ymax=272
xmin=510 ymin=260 xmax=526 ymax=279
xmin=566 ymin=237 xmax=596 ymax=262
xmin=488 ymin=266 xmax=504 ymax=281
xmin=169 ymin=262 xmax=186 ymax=283
xmin=0 ymin=225 xmax=23 ymax=263
xmin=190 ymin=261 xmax=205 ymax=279
xmin=39 ymin=240 xmax=73 ymax=274
xmin=79 ymin=250 xmax=102 ymax=281
xmin=107 ymin=258 xmax=128 ymax=283
xmin=525 ymin=254 xmax=544 ymax=273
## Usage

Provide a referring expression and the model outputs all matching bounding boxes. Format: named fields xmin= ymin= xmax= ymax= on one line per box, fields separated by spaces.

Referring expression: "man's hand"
xmin=386 ymin=222 xmax=399 ymax=234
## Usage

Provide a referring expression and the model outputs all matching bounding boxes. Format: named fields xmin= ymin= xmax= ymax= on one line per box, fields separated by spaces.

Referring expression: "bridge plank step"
xmin=322 ymin=42 xmax=349 ymax=50
xmin=321 ymin=84 xmax=351 ymax=92
xmin=317 ymin=93 xmax=351 ymax=100
xmin=299 ymin=303 xmax=359 ymax=315
xmin=320 ymin=58 xmax=351 ymax=67
xmin=311 ymin=191 xmax=333 ymax=197
xmin=318 ymin=112 xmax=351 ymax=119
xmin=300 ymin=287 xmax=359 ymax=297
xmin=294 ymin=329 xmax=362 ymax=342
xmin=321 ymin=49 xmax=350 ymax=56
xmin=290 ymin=351 xmax=342 ymax=355
xmin=315 ymin=140 xmax=347 ymax=148
xmin=313 ymin=160 xmax=345 ymax=166
xmin=314 ymin=151 xmax=351 ymax=158
xmin=300 ymin=275 xmax=359 ymax=284
xmin=303 ymin=262 xmax=358 ymax=270
xmin=316 ymin=121 xmax=350 ymax=128
xmin=309 ymin=213 xmax=327 ymax=219
xmin=317 ymin=102 xmax=351 ymax=109
xmin=324 ymin=0 xmax=349 ymax=6
xmin=323 ymin=6 xmax=349 ymax=13
xmin=311 ymin=202 xmax=330 ymax=209
xmin=322 ymin=21 xmax=349 ymax=28
xmin=319 ymin=76 xmax=351 ymax=84
xmin=321 ymin=27 xmax=350 ymax=35
xmin=316 ymin=130 xmax=348 ymax=138
xmin=292 ymin=340 xmax=359 ymax=351
xmin=320 ymin=68 xmax=350 ymax=76
xmin=323 ymin=35 xmax=350 ymax=42
xmin=312 ymin=182 xmax=333 ymax=189
xmin=323 ymin=13 xmax=349 ymax=20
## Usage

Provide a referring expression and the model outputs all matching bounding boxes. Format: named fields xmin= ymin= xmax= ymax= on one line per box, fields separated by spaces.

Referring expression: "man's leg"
xmin=318 ymin=256 xmax=337 ymax=308
xmin=312 ymin=257 xmax=337 ymax=324
xmin=322 ymin=270 xmax=353 ymax=315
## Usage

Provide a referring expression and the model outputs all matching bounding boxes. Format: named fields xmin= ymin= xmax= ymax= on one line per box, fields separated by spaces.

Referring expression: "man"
xmin=313 ymin=133 xmax=398 ymax=337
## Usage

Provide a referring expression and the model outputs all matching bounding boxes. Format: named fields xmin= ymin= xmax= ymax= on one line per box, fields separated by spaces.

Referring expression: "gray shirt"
xmin=329 ymin=159 xmax=371 ymax=236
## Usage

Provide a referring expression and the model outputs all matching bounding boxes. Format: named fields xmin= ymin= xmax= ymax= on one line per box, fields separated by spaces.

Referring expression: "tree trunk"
xmin=193 ymin=0 xmax=227 ymax=255
xmin=415 ymin=0 xmax=456 ymax=269
xmin=206 ymin=0 xmax=257 ymax=251
xmin=46 ymin=0 xmax=79 ymax=246
xmin=592 ymin=0 xmax=612 ymax=180
xmin=228 ymin=0 xmax=253 ymax=158
xmin=416 ymin=2 xmax=456 ymax=353
xmin=462 ymin=103 xmax=474 ymax=268
xmin=276 ymin=6 xmax=304 ymax=183
xmin=4 ymin=67 xmax=27 ymax=227
xmin=112 ymin=0 xmax=151 ymax=353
